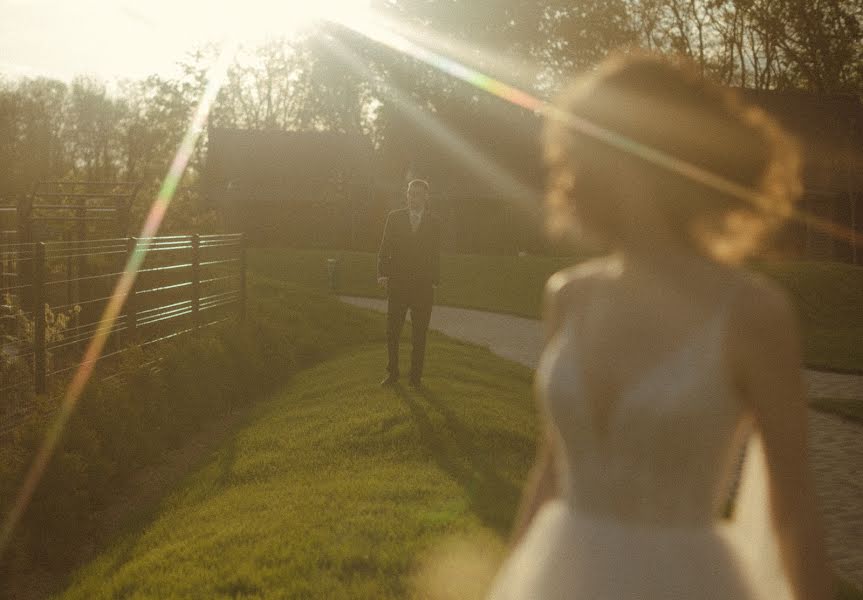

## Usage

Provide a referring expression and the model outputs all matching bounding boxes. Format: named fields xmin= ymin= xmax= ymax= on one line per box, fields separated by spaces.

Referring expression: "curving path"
xmin=341 ymin=295 xmax=863 ymax=588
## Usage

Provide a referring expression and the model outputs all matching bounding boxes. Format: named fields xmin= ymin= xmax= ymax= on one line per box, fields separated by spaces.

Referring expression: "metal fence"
xmin=0 ymin=233 xmax=246 ymax=427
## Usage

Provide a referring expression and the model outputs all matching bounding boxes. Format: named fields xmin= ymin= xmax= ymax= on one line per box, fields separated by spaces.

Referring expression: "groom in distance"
xmin=377 ymin=179 xmax=441 ymax=387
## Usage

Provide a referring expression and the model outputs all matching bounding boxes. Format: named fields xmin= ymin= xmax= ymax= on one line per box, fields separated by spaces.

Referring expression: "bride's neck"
xmin=617 ymin=238 xmax=726 ymax=280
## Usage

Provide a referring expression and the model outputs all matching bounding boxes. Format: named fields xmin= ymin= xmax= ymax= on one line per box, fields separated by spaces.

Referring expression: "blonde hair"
xmin=543 ymin=53 xmax=801 ymax=263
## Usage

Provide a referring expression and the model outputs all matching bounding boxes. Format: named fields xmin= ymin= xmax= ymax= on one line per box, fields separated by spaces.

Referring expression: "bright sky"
xmin=0 ymin=0 xmax=371 ymax=82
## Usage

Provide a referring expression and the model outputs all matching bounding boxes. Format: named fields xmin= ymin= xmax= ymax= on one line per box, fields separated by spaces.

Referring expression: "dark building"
xmin=204 ymin=128 xmax=377 ymax=249
xmin=205 ymin=101 xmax=548 ymax=255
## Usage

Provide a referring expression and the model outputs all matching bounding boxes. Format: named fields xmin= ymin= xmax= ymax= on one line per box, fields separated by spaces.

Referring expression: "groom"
xmin=377 ymin=179 xmax=441 ymax=387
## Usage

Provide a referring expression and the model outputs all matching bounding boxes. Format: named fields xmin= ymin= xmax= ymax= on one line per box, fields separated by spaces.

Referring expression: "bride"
xmin=487 ymin=55 xmax=833 ymax=599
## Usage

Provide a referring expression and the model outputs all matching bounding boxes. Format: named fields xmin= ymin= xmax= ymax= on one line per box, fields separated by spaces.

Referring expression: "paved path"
xmin=342 ymin=296 xmax=863 ymax=588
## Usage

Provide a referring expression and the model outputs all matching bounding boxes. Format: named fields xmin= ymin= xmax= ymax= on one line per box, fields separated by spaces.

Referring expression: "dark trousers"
xmin=386 ymin=283 xmax=433 ymax=379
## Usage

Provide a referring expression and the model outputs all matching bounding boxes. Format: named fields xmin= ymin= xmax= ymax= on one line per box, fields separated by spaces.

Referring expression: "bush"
xmin=1 ymin=294 xmax=79 ymax=421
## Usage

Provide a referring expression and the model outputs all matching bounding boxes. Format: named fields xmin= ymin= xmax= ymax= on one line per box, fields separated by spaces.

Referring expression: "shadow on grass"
xmin=393 ymin=384 xmax=520 ymax=535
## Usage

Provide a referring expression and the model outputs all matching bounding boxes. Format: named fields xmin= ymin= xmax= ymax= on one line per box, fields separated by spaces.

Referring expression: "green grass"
xmin=56 ymin=340 xmax=537 ymax=599
xmin=810 ymin=398 xmax=863 ymax=425
xmin=248 ymin=249 xmax=573 ymax=318
xmin=838 ymin=577 xmax=863 ymax=600
xmin=249 ymin=249 xmax=863 ymax=372
xmin=756 ymin=261 xmax=863 ymax=373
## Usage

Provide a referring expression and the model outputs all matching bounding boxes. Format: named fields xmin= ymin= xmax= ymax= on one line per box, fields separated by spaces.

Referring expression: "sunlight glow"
xmin=0 ymin=0 xmax=372 ymax=81
xmin=225 ymin=0 xmax=373 ymax=42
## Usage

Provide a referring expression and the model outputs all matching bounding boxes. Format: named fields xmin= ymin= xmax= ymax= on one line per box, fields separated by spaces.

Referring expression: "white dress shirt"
xmin=409 ymin=208 xmax=424 ymax=233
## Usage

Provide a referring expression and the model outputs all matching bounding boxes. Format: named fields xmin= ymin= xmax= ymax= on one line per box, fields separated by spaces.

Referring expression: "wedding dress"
xmin=487 ymin=284 xmax=794 ymax=599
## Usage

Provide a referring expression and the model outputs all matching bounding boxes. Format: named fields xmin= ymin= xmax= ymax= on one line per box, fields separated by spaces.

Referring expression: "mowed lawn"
xmin=57 ymin=340 xmax=537 ymax=599
xmin=249 ymin=249 xmax=863 ymax=372
xmin=248 ymin=248 xmax=573 ymax=318
xmin=757 ymin=261 xmax=863 ymax=373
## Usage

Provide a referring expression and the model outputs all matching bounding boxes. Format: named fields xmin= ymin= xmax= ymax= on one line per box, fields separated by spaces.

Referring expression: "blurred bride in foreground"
xmin=487 ymin=55 xmax=833 ymax=599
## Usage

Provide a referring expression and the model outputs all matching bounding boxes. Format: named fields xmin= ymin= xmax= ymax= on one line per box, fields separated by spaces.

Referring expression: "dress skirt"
xmin=487 ymin=500 xmax=789 ymax=600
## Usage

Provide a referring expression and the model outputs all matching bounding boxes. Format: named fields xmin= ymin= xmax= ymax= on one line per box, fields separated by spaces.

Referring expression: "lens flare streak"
xmin=322 ymin=32 xmax=540 ymax=205
xmin=340 ymin=16 xmax=543 ymax=113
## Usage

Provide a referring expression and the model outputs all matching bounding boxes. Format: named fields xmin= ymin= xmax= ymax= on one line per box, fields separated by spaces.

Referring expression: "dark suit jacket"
xmin=377 ymin=208 xmax=441 ymax=288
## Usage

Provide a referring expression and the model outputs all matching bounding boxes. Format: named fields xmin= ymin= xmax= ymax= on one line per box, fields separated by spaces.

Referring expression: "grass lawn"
xmin=249 ymin=249 xmax=863 ymax=372
xmin=756 ymin=261 xmax=863 ymax=374
xmin=248 ymin=248 xmax=573 ymax=318
xmin=56 ymin=339 xmax=538 ymax=599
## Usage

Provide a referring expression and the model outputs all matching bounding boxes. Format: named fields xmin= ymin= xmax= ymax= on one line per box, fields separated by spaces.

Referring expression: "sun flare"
xmin=225 ymin=0 xmax=373 ymax=41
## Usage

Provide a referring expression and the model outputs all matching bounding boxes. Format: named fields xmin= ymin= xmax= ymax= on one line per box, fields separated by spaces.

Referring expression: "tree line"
xmin=0 ymin=0 xmax=859 ymax=233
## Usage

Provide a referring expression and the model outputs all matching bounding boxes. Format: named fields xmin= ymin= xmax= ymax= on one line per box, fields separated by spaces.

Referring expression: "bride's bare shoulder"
xmin=728 ymin=269 xmax=799 ymax=352
xmin=732 ymin=270 xmax=795 ymax=321
xmin=545 ymin=255 xmax=621 ymax=301
xmin=541 ymin=257 xmax=618 ymax=336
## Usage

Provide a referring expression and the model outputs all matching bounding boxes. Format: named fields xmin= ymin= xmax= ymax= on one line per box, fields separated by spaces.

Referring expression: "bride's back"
xmin=539 ymin=256 xmax=753 ymax=526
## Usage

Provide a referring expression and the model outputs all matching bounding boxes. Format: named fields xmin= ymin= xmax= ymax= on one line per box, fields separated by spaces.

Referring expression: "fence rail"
xmin=1 ymin=233 xmax=246 ymax=429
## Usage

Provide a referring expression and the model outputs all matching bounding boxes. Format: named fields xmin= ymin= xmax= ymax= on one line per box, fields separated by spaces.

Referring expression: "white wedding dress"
xmin=487 ymin=287 xmax=794 ymax=599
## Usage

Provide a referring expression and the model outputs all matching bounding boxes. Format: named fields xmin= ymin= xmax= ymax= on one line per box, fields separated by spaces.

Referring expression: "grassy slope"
xmin=57 ymin=340 xmax=537 ymax=599
xmin=249 ymin=249 xmax=863 ymax=372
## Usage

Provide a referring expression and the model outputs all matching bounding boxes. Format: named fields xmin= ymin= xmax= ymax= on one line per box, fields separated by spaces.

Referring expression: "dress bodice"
xmin=537 ymin=299 xmax=750 ymax=527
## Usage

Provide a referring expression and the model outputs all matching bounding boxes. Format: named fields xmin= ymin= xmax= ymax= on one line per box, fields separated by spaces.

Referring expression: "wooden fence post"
xmin=76 ymin=199 xmax=87 ymax=291
xmin=65 ymin=231 xmax=74 ymax=310
xmin=239 ymin=233 xmax=247 ymax=323
xmin=126 ymin=237 xmax=138 ymax=344
xmin=17 ymin=195 xmax=34 ymax=312
xmin=191 ymin=234 xmax=200 ymax=330
xmin=33 ymin=241 xmax=46 ymax=395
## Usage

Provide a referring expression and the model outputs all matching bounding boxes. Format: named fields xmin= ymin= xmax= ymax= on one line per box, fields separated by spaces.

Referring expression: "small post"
xmin=33 ymin=242 xmax=46 ymax=395
xmin=191 ymin=234 xmax=200 ymax=330
xmin=76 ymin=199 xmax=87 ymax=292
xmin=327 ymin=258 xmax=339 ymax=293
xmin=16 ymin=194 xmax=33 ymax=245
xmin=65 ymin=231 xmax=73 ymax=310
xmin=239 ymin=233 xmax=247 ymax=322
xmin=17 ymin=195 xmax=34 ymax=311
xmin=126 ymin=237 xmax=138 ymax=343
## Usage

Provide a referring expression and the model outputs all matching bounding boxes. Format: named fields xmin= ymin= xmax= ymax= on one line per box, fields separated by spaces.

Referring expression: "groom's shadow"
xmin=393 ymin=385 xmax=520 ymax=534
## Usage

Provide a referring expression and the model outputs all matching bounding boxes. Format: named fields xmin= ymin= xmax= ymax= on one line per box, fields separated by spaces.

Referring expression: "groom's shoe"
xmin=380 ymin=374 xmax=399 ymax=386
xmin=408 ymin=376 xmax=422 ymax=388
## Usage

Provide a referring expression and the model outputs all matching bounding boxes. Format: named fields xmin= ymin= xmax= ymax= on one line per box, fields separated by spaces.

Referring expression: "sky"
xmin=0 ymin=0 xmax=370 ymax=82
